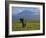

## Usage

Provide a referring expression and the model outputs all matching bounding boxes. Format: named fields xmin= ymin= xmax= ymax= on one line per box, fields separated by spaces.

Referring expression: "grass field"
xmin=12 ymin=20 xmax=40 ymax=31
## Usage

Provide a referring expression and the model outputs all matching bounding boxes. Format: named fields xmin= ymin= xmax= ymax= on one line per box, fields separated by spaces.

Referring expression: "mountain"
xmin=12 ymin=10 xmax=40 ymax=21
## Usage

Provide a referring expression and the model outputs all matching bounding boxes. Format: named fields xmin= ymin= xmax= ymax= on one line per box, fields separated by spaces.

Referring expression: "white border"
xmin=9 ymin=4 xmax=43 ymax=35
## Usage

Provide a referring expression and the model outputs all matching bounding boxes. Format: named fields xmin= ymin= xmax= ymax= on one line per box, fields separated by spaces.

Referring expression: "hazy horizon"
xmin=12 ymin=7 xmax=40 ymax=20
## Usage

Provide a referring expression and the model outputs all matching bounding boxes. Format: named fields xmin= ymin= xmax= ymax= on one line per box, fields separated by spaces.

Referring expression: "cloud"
xmin=12 ymin=7 xmax=25 ymax=15
xmin=34 ymin=12 xmax=40 ymax=15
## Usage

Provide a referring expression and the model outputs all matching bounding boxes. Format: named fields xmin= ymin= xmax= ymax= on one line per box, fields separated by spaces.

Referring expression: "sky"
xmin=12 ymin=7 xmax=40 ymax=15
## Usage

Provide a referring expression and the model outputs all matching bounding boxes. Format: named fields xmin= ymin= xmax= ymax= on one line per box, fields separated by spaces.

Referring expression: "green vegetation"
xmin=12 ymin=20 xmax=40 ymax=31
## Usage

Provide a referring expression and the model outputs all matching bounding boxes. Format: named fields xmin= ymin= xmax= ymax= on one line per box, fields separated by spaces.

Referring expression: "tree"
xmin=20 ymin=18 xmax=26 ymax=28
